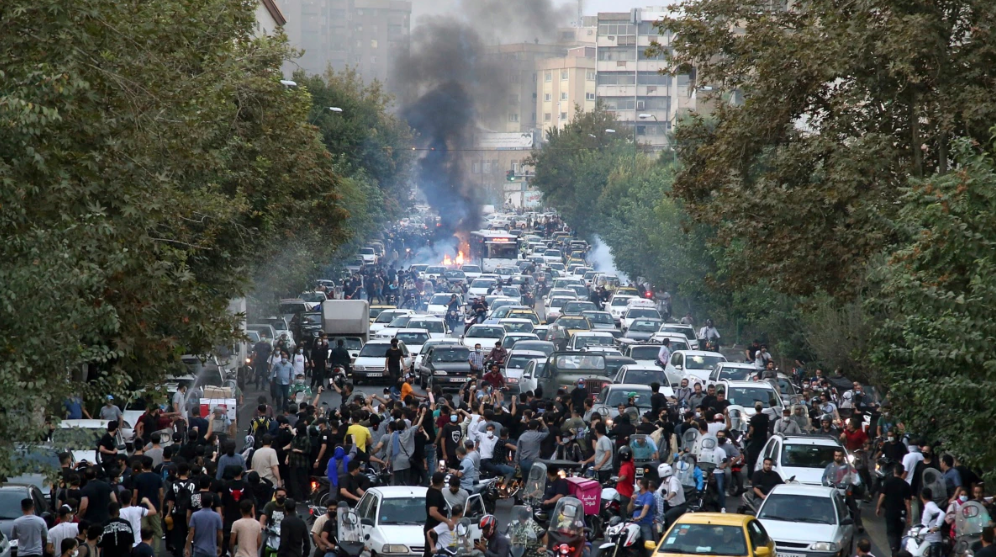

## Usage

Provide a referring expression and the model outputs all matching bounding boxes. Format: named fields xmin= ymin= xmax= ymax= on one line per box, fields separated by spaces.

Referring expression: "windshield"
xmin=603 ymin=389 xmax=652 ymax=407
xmin=395 ymin=332 xmax=429 ymax=345
xmin=0 ymin=491 xmax=25 ymax=520
xmin=658 ymin=524 xmax=747 ymax=556
xmin=377 ymin=497 xmax=428 ymax=526
xmin=630 ymin=346 xmax=661 ymax=360
xmin=468 ymin=326 xmax=505 ymax=338
xmin=265 ymin=318 xmax=287 ymax=330
xmin=661 ymin=325 xmax=696 ymax=340
xmin=302 ymin=314 xmax=322 ymax=326
xmin=513 ymin=342 xmax=555 ymax=356
xmin=611 ymin=297 xmax=633 ymax=307
xmin=563 ymin=302 xmax=596 ymax=314
xmin=630 ymin=320 xmax=661 ymax=332
xmin=622 ymin=369 xmax=667 ymax=385
xmin=556 ymin=317 xmax=590 ymax=330
xmin=433 ymin=348 xmax=470 ymax=362
xmin=300 ymin=293 xmax=326 ymax=303
xmin=388 ymin=316 xmax=412 ymax=327
xmin=554 ymin=354 xmax=605 ymax=370
xmin=358 ymin=344 xmax=398 ymax=358
xmin=506 ymin=355 xmax=538 ymax=369
xmin=626 ymin=309 xmax=661 ymax=319
xmin=430 ymin=294 xmax=454 ymax=305
xmin=582 ymin=312 xmax=614 ymax=324
xmin=718 ymin=366 xmax=754 ymax=381
xmin=686 ymin=355 xmax=726 ymax=369
xmin=759 ymin=494 xmax=837 ymax=524
xmin=443 ymin=271 xmax=465 ymax=279
xmin=575 ymin=335 xmax=614 ymax=348
xmin=52 ymin=427 xmax=104 ymax=449
xmin=375 ymin=312 xmax=402 ymax=324
xmin=781 ymin=444 xmax=841 ymax=469
xmin=544 ymin=250 xmax=562 ymax=257
xmin=11 ymin=447 xmax=60 ymax=474
xmin=335 ymin=337 xmax=364 ymax=350
xmin=246 ymin=331 xmax=261 ymax=342
xmin=462 ymin=265 xmax=481 ymax=273
xmin=426 ymin=266 xmax=445 ymax=274
xmin=502 ymin=321 xmax=534 ymax=333
xmin=409 ymin=320 xmax=445 ymax=333
xmin=726 ymin=387 xmax=780 ymax=408
xmin=471 ymin=279 xmax=496 ymax=288
xmin=550 ymin=298 xmax=574 ymax=308
xmin=360 ymin=248 xmax=374 ymax=255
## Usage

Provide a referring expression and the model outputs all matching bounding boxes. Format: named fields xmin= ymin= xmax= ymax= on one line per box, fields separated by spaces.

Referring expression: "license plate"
xmin=636 ymin=468 xmax=645 ymax=478
xmin=366 ymin=373 xmax=383 ymax=377
xmin=448 ymin=377 xmax=463 ymax=382
xmin=777 ymin=553 xmax=806 ymax=557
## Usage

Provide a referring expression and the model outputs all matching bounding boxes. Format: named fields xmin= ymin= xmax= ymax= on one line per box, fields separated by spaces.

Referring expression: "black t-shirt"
xmin=882 ymin=441 xmax=908 ymax=463
xmin=98 ymin=518 xmax=135 ymax=557
xmin=424 ymin=487 xmax=448 ymax=531
xmin=81 ymin=479 xmax=114 ymax=523
xmin=337 ymin=473 xmax=362 ymax=506
xmin=569 ymin=388 xmax=588 ymax=412
xmin=713 ymin=400 xmax=731 ymax=414
xmin=881 ymin=476 xmax=912 ymax=518
xmin=188 ymin=417 xmax=209 ymax=440
xmin=165 ymin=478 xmax=195 ymax=515
xmin=544 ymin=478 xmax=570 ymax=503
xmin=701 ymin=395 xmax=718 ymax=411
xmin=441 ymin=424 xmax=462 ymax=459
xmin=611 ymin=420 xmax=635 ymax=448
xmin=650 ymin=393 xmax=668 ymax=416
xmin=636 ymin=422 xmax=657 ymax=435
xmin=956 ymin=466 xmax=981 ymax=491
xmin=385 ymin=348 xmax=404 ymax=372
xmin=539 ymin=424 xmax=560 ymax=459
xmin=312 ymin=430 xmax=332 ymax=470
xmin=132 ymin=542 xmax=155 ymax=557
xmin=750 ymin=470 xmax=783 ymax=496
xmin=133 ymin=471 xmax=164 ymax=511
xmin=189 ymin=489 xmax=214 ymax=512
xmin=99 ymin=433 xmax=117 ymax=457
xmin=221 ymin=479 xmax=254 ymax=525
xmin=974 ymin=544 xmax=996 ymax=557
xmin=493 ymin=410 xmax=515 ymax=431
xmin=748 ymin=414 xmax=770 ymax=447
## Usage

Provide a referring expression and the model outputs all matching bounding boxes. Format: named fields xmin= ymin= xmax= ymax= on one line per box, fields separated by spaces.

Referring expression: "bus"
xmin=470 ymin=230 xmax=520 ymax=272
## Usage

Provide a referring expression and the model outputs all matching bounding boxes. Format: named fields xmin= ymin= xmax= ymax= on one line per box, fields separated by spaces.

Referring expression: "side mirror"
xmin=754 ymin=547 xmax=771 ymax=557
xmin=675 ymin=364 xmax=683 ymax=370
xmin=360 ymin=518 xmax=374 ymax=527
xmin=841 ymin=517 xmax=854 ymax=526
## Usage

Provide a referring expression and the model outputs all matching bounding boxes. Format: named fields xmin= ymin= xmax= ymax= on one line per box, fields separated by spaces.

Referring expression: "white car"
xmin=517 ymin=358 xmax=549 ymax=394
xmin=544 ymin=288 xmax=578 ymax=305
xmin=541 ymin=249 xmax=563 ymax=263
xmin=425 ymin=293 xmax=459 ymax=317
xmin=424 ymin=266 xmax=446 ymax=281
xmin=664 ymin=350 xmax=727 ymax=384
xmin=718 ymin=379 xmax=784 ymax=417
xmin=501 ymin=332 xmax=540 ymax=349
xmin=393 ymin=329 xmax=431 ymax=361
xmin=55 ymin=419 xmax=131 ymax=467
xmin=649 ymin=332 xmax=691 ymax=351
xmin=461 ymin=324 xmax=506 ymax=349
xmin=707 ymin=362 xmax=759 ymax=386
xmin=657 ymin=323 xmax=699 ymax=350
xmin=412 ymin=338 xmax=462 ymax=372
xmin=497 ymin=318 xmax=534 ymax=334
xmin=356 ymin=487 xmax=487 ymax=557
xmin=544 ymin=296 xmax=575 ymax=323
xmin=756 ymin=484 xmax=857 ymax=557
xmin=374 ymin=314 xmax=414 ymax=339
xmin=566 ymin=331 xmax=616 ymax=351
xmin=352 ymin=340 xmax=409 ymax=384
xmin=406 ymin=316 xmax=447 ymax=339
xmin=370 ymin=309 xmax=416 ymax=335
xmin=504 ymin=350 xmax=546 ymax=393
xmin=621 ymin=343 xmax=668 ymax=368
xmin=467 ymin=278 xmax=498 ymax=298
xmin=620 ymin=307 xmax=663 ymax=332
xmin=461 ymin=264 xmax=483 ymax=281
xmin=358 ymin=247 xmax=379 ymax=266
xmin=754 ymin=434 xmax=849 ymax=486
xmin=608 ymin=295 xmax=638 ymax=323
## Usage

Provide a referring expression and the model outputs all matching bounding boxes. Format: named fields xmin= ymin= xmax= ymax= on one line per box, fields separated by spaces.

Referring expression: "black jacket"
xmin=277 ymin=514 xmax=311 ymax=557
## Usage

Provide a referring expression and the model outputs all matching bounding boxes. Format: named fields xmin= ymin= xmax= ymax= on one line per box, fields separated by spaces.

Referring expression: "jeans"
xmin=392 ymin=468 xmax=411 ymax=486
xmin=714 ymin=472 xmax=726 ymax=510
xmin=482 ymin=459 xmax=515 ymax=480
xmin=884 ymin=515 xmax=904 ymax=557
xmin=275 ymin=383 xmax=290 ymax=411
xmin=520 ymin=458 xmax=535 ymax=478
xmin=640 ymin=523 xmax=656 ymax=547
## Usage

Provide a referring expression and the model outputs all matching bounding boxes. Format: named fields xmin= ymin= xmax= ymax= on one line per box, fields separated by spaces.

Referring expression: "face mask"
xmin=487 ymin=431 xmax=494 ymax=439
xmin=450 ymin=415 xmax=457 ymax=422
xmin=281 ymin=357 xmax=288 ymax=363
xmin=72 ymin=551 xmax=79 ymax=557
xmin=295 ymin=380 xmax=304 ymax=385
xmin=476 ymin=349 xmax=482 ymax=353
xmin=694 ymin=412 xmax=701 ymax=418
xmin=718 ymin=438 xmax=727 ymax=445
xmin=888 ymin=436 xmax=895 ymax=442
xmin=328 ymin=510 xmax=335 ymax=516
xmin=275 ymin=496 xmax=286 ymax=505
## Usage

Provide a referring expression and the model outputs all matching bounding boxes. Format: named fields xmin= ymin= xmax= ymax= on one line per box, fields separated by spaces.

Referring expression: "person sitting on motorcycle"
xmin=447 ymin=294 xmax=460 ymax=313
xmin=474 ymin=515 xmax=509 ymax=557
xmin=487 ymin=341 xmax=508 ymax=367
xmin=822 ymin=449 xmax=864 ymax=530
xmin=483 ymin=363 xmax=505 ymax=390
xmin=748 ymin=457 xmax=783 ymax=507
xmin=329 ymin=339 xmax=352 ymax=376
xmin=657 ymin=463 xmax=687 ymax=533
xmin=472 ymin=297 xmax=489 ymax=323
xmin=542 ymin=466 xmax=570 ymax=512
xmin=629 ymin=477 xmax=657 ymax=545
xmin=426 ymin=503 xmax=464 ymax=557
xmin=546 ymin=324 xmax=568 ymax=350
xmin=288 ymin=372 xmax=321 ymax=406
xmin=508 ymin=507 xmax=544 ymax=557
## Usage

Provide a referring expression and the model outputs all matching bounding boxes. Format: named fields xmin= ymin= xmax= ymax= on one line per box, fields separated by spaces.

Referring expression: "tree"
xmin=870 ymin=139 xmax=996 ymax=475
xmin=655 ymin=0 xmax=996 ymax=297
xmin=0 ymin=0 xmax=352 ymax=476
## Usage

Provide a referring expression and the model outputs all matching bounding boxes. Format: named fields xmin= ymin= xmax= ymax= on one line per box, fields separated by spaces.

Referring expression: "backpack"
xmin=171 ymin=479 xmax=195 ymax=515
xmin=250 ymin=417 xmax=271 ymax=447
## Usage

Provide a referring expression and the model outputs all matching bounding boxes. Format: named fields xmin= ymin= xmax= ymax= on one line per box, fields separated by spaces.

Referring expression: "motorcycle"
xmin=333 ymin=502 xmax=365 ymax=557
xmin=546 ymin=497 xmax=590 ymax=557
xmin=600 ymin=516 xmax=649 ymax=557
xmin=435 ymin=517 xmax=475 ymax=557
xmin=954 ymin=500 xmax=991 ymax=557
xmin=263 ymin=523 xmax=281 ymax=557
xmin=508 ymin=505 xmax=544 ymax=557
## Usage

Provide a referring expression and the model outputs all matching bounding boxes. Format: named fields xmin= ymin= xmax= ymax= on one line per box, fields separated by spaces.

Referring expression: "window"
xmin=560 ymin=112 xmax=567 ymax=120
xmin=560 ymin=92 xmax=567 ymax=101
xmin=370 ymin=40 xmax=378 ymax=48
xmin=585 ymin=92 xmax=595 ymax=101
xmin=636 ymin=125 xmax=646 ymax=136
xmin=746 ymin=520 xmax=771 ymax=549
xmin=561 ymin=70 xmax=569 ymax=80
xmin=471 ymin=162 xmax=480 ymax=174
xmin=508 ymin=93 xmax=519 ymax=104
xmin=482 ymin=161 xmax=491 ymax=173
xmin=586 ymin=70 xmax=596 ymax=81
xmin=597 ymin=47 xmax=636 ymax=61
xmin=544 ymin=71 xmax=552 ymax=82
xmin=508 ymin=113 xmax=519 ymax=123
xmin=544 ymin=113 xmax=552 ymax=122
xmin=544 ymin=93 xmax=552 ymax=101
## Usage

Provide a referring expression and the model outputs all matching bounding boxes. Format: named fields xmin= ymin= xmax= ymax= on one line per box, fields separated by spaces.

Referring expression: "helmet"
xmin=479 ymin=515 xmax=497 ymax=538
xmin=618 ymin=446 xmax=632 ymax=462
xmin=657 ymin=463 xmax=673 ymax=479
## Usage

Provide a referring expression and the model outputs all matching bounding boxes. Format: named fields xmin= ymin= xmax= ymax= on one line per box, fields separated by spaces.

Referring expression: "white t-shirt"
xmin=921 ymin=501 xmax=945 ymax=543
xmin=172 ymin=390 xmax=188 ymax=420
xmin=48 ymin=522 xmax=79 ymax=554
xmin=293 ymin=353 xmax=306 ymax=375
xmin=119 ymin=505 xmax=149 ymax=546
xmin=707 ymin=421 xmax=725 ymax=436
xmin=902 ymin=452 xmax=924 ymax=485
xmin=479 ymin=433 xmax=499 ymax=460
xmin=711 ymin=447 xmax=728 ymax=475
xmin=432 ymin=522 xmax=457 ymax=551
xmin=664 ymin=475 xmax=685 ymax=506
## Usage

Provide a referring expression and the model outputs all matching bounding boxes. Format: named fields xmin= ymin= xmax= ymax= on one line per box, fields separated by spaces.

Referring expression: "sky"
xmin=412 ymin=0 xmax=662 ymax=24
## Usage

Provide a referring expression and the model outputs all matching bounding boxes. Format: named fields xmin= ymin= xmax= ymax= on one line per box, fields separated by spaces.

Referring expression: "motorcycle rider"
xmin=746 ymin=457 xmax=783 ymax=511
xmin=474 ymin=515 xmax=509 ymax=557
xmin=328 ymin=339 xmax=352 ymax=377
xmin=508 ymin=506 xmax=544 ymax=557
xmin=629 ymin=478 xmax=656 ymax=547
xmin=483 ymin=363 xmax=505 ymax=391
xmin=486 ymin=342 xmax=508 ymax=367
xmin=657 ymin=463 xmax=687 ymax=534
xmin=822 ymin=449 xmax=864 ymax=531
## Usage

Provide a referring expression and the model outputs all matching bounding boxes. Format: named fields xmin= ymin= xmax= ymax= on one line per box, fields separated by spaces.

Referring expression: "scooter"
xmin=600 ymin=516 xmax=649 ymax=557
xmin=546 ymin=497 xmax=591 ymax=557
xmin=333 ymin=502 xmax=365 ymax=557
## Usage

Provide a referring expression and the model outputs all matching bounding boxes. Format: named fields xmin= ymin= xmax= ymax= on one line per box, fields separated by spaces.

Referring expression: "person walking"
xmin=11 ymin=498 xmax=47 ymax=557
xmin=271 ymin=350 xmax=294 ymax=411
xmin=276 ymin=499 xmax=310 ymax=557
xmin=185 ymin=493 xmax=223 ymax=557
xmin=876 ymin=464 xmax=912 ymax=556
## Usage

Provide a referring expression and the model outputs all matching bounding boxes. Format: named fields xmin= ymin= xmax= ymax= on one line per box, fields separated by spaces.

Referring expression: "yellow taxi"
xmin=655 ymin=513 xmax=775 ymax=557
xmin=368 ymin=305 xmax=396 ymax=323
xmin=615 ymin=286 xmax=641 ymax=297
xmin=508 ymin=308 xmax=541 ymax=325
xmin=553 ymin=315 xmax=591 ymax=336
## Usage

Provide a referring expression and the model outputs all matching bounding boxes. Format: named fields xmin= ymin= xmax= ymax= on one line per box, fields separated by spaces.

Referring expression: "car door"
xmin=420 ymin=349 xmax=433 ymax=379
xmin=746 ymin=519 xmax=774 ymax=556
xmin=357 ymin=492 xmax=378 ymax=536
xmin=537 ymin=357 xmax=556 ymax=395
xmin=833 ymin=492 xmax=855 ymax=546
xmin=520 ymin=361 xmax=537 ymax=393
xmin=665 ymin=352 xmax=683 ymax=380
xmin=464 ymin=493 xmax=487 ymax=544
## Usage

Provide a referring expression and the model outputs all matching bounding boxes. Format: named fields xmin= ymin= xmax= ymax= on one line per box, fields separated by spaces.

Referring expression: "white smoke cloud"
xmin=588 ymin=235 xmax=628 ymax=283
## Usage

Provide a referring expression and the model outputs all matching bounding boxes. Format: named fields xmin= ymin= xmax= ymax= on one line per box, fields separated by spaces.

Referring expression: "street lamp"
xmin=310 ymin=107 xmax=344 ymax=124
xmin=605 ymin=129 xmax=616 ymax=134
xmin=280 ymin=79 xmax=297 ymax=87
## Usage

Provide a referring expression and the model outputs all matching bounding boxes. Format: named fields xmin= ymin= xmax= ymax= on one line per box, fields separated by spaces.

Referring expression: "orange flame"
xmin=455 ymin=251 xmax=465 ymax=266
xmin=442 ymin=254 xmax=453 ymax=266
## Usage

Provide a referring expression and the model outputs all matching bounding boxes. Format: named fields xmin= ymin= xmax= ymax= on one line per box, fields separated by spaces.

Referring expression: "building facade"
xmin=536 ymin=46 xmax=597 ymax=135
xmin=352 ymin=0 xmax=411 ymax=93
xmin=256 ymin=0 xmax=287 ymax=37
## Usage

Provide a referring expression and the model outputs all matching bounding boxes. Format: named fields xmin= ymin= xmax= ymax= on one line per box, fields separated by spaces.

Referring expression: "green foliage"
xmin=655 ymin=0 xmax=996 ymax=297
xmin=870 ymin=139 xmax=996 ymax=475
xmin=0 ymin=0 xmax=352 ymax=478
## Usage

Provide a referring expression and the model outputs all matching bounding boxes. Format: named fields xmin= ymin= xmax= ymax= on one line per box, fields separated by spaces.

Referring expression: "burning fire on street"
xmin=442 ymin=251 xmax=466 ymax=267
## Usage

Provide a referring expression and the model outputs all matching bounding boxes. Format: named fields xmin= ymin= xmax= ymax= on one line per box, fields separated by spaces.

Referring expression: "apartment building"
xmin=536 ymin=46 xmax=597 ymax=135
xmin=484 ymin=43 xmax=569 ymax=133
xmin=352 ymin=0 xmax=411 ymax=93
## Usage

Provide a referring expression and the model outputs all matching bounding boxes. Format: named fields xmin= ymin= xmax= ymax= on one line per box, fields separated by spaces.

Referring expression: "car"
xmin=393 ymin=329 xmax=431 ymax=361
xmin=424 ymin=294 xmax=458 ymax=317
xmin=553 ymin=316 xmax=591 ymax=336
xmin=580 ymin=311 xmax=617 ymax=332
xmin=561 ymin=300 xmax=598 ymax=317
xmin=532 ymin=325 xmax=550 ymax=341
xmin=409 ymin=264 xmax=429 ymax=278
xmin=753 ymin=434 xmax=848 ymax=486
xmin=501 ymin=333 xmax=540 ymax=349
xmin=369 ymin=309 xmax=416 ymax=335
xmin=467 ymin=278 xmax=498 ymax=298
xmin=498 ymin=318 xmax=534 ymax=334
xmin=406 ymin=317 xmax=447 ymax=339
xmin=461 ymin=264 xmax=483 ymax=281
xmin=755 ymin=484 xmax=857 ymax=557
xmin=298 ymin=311 xmax=324 ymax=340
xmin=352 ymin=340 xmax=409 ymax=384
xmin=612 ymin=365 xmax=673 ymax=391
xmin=649 ymin=332 xmax=691 ymax=351
xmin=494 ymin=266 xmax=519 ymax=278
xmin=504 ymin=350 xmax=547 ymax=393
xmin=510 ymin=340 xmax=555 ymax=357
xmin=412 ymin=338 xmax=462 ymax=373
xmin=517 ymin=358 xmax=548 ymax=394
xmin=621 ymin=343 xmax=666 ymax=368
xmin=417 ymin=344 xmax=473 ymax=390
xmin=246 ymin=323 xmax=277 ymax=344
xmin=358 ymin=247 xmax=379 ymax=265
xmin=423 ymin=266 xmax=446 ymax=281
xmin=345 ymin=258 xmax=364 ymax=273
xmin=657 ymin=323 xmax=700 ymax=350
xmin=355 ymin=486 xmax=487 ymax=557
xmin=708 ymin=362 xmax=759 ymax=385
xmin=621 ymin=307 xmax=663 ymax=332
xmin=607 ymin=295 xmax=638 ymax=323
xmin=4 ymin=445 xmax=68 ymax=499
xmin=485 ymin=296 xmax=519 ymax=311
xmin=590 ymin=384 xmax=654 ymax=424
xmin=665 ymin=350 xmax=728 ymax=384
xmin=54 ymin=419 xmax=134 ymax=465
xmin=299 ymin=291 xmax=327 ymax=311
xmin=263 ymin=316 xmax=296 ymax=345
xmin=604 ymin=355 xmax=637 ymax=378
xmin=374 ymin=314 xmax=414 ymax=339
xmin=508 ymin=309 xmax=541 ymax=325
xmin=623 ymin=318 xmax=664 ymax=341
xmin=718 ymin=380 xmax=784 ymax=417
xmin=0 ymin=483 xmax=48 ymax=555
xmin=566 ymin=331 xmax=616 ymax=351
xmin=483 ymin=305 xmax=527 ymax=324
xmin=461 ymin=325 xmax=506 ymax=349
xmin=544 ymin=288 xmax=579 ymax=305
xmin=544 ymin=297 xmax=575 ymax=323
xmin=541 ymin=249 xmax=563 ymax=263
xmin=656 ymin=512 xmax=775 ymax=557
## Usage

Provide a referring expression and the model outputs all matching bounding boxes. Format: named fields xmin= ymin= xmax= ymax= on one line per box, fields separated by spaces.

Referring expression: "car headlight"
xmin=811 ymin=542 xmax=839 ymax=552
xmin=381 ymin=545 xmax=410 ymax=554
xmin=434 ymin=370 xmax=448 ymax=376
xmin=506 ymin=377 xmax=518 ymax=383
xmin=354 ymin=365 xmax=365 ymax=372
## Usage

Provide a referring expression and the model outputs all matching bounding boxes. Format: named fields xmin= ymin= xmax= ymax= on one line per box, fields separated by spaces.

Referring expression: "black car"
xmin=418 ymin=345 xmax=473 ymax=391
